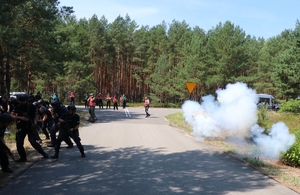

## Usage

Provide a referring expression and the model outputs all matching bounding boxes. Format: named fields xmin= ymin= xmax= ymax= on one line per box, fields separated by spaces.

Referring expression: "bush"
xmin=257 ymin=104 xmax=270 ymax=131
xmin=278 ymin=99 xmax=300 ymax=114
xmin=282 ymin=128 xmax=300 ymax=167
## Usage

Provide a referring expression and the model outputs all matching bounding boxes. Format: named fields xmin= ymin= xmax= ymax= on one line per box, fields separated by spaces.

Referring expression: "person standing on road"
xmin=51 ymin=93 xmax=58 ymax=102
xmin=83 ymin=93 xmax=88 ymax=108
xmin=51 ymin=105 xmax=85 ymax=159
xmin=11 ymin=94 xmax=49 ymax=162
xmin=113 ymin=95 xmax=118 ymax=110
xmin=106 ymin=94 xmax=111 ymax=109
xmin=70 ymin=91 xmax=75 ymax=105
xmin=0 ymin=94 xmax=10 ymax=114
xmin=1 ymin=94 xmax=11 ymax=134
xmin=87 ymin=93 xmax=97 ymax=122
xmin=122 ymin=94 xmax=127 ymax=109
xmin=97 ymin=92 xmax=103 ymax=109
xmin=47 ymin=100 xmax=73 ymax=148
xmin=0 ymin=113 xmax=14 ymax=173
xmin=35 ymin=91 xmax=42 ymax=101
xmin=38 ymin=106 xmax=53 ymax=140
xmin=144 ymin=96 xmax=150 ymax=117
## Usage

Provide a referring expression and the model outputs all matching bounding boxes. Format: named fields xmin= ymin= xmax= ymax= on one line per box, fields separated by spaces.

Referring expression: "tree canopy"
xmin=1 ymin=1 xmax=300 ymax=103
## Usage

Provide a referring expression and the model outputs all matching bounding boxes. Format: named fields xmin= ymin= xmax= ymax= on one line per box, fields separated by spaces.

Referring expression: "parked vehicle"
xmin=9 ymin=92 xmax=26 ymax=99
xmin=257 ymin=94 xmax=280 ymax=110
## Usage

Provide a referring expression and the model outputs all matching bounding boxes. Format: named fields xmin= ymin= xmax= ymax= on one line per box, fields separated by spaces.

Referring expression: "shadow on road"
xmin=0 ymin=145 xmax=282 ymax=194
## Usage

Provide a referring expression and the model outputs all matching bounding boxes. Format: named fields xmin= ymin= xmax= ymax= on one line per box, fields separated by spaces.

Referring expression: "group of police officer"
xmin=0 ymin=93 xmax=86 ymax=173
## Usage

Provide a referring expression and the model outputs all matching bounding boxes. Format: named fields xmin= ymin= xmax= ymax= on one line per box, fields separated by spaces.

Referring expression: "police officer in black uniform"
xmin=51 ymin=105 xmax=85 ymax=158
xmin=11 ymin=94 xmax=48 ymax=162
xmin=0 ymin=113 xmax=14 ymax=173
xmin=47 ymin=100 xmax=73 ymax=148
xmin=39 ymin=106 xmax=53 ymax=140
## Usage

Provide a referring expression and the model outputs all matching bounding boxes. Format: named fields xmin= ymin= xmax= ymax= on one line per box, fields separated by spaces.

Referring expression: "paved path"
xmin=0 ymin=106 xmax=298 ymax=194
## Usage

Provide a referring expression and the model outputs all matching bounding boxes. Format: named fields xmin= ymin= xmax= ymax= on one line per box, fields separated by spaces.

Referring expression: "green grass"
xmin=243 ymin=157 xmax=266 ymax=167
xmin=165 ymin=112 xmax=193 ymax=133
xmin=267 ymin=111 xmax=300 ymax=131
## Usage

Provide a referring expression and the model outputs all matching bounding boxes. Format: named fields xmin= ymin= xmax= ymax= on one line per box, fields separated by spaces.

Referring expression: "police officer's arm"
xmin=11 ymin=111 xmax=29 ymax=121
xmin=42 ymin=114 xmax=48 ymax=122
xmin=34 ymin=112 xmax=39 ymax=125
xmin=70 ymin=115 xmax=80 ymax=131
xmin=70 ymin=124 xmax=79 ymax=131
xmin=58 ymin=108 xmax=68 ymax=124
xmin=7 ymin=104 xmax=10 ymax=113
xmin=58 ymin=118 xmax=65 ymax=123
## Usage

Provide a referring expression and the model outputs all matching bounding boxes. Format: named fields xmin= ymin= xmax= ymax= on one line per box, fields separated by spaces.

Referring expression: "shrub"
xmin=282 ymin=128 xmax=300 ymax=167
xmin=278 ymin=99 xmax=300 ymax=114
xmin=257 ymin=104 xmax=270 ymax=131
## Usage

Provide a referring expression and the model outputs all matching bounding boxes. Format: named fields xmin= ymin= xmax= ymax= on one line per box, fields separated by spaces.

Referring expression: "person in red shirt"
xmin=144 ymin=96 xmax=150 ymax=117
xmin=87 ymin=93 xmax=97 ymax=122
xmin=97 ymin=92 xmax=103 ymax=109
xmin=70 ymin=91 xmax=75 ymax=105
xmin=113 ymin=95 xmax=118 ymax=110
xmin=106 ymin=94 xmax=111 ymax=109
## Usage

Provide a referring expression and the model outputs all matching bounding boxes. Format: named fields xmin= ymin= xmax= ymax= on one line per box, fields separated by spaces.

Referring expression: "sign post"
xmin=185 ymin=82 xmax=197 ymax=100
xmin=185 ymin=82 xmax=197 ymax=94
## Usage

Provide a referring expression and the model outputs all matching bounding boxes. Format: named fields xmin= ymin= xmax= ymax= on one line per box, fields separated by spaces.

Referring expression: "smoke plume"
xmin=182 ymin=82 xmax=296 ymax=159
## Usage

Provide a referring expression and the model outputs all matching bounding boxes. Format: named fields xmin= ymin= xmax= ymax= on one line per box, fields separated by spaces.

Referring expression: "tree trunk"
xmin=0 ymin=45 xmax=5 ymax=95
xmin=5 ymin=55 xmax=10 ymax=94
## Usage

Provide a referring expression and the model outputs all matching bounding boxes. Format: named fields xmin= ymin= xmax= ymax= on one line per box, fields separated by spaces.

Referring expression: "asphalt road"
xmin=0 ymin=106 xmax=298 ymax=195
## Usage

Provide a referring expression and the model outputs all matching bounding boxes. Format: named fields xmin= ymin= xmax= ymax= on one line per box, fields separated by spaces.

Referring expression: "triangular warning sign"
xmin=185 ymin=82 xmax=197 ymax=94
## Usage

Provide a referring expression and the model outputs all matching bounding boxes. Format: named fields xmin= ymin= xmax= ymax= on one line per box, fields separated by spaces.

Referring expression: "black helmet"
xmin=67 ymin=105 xmax=76 ymax=112
xmin=0 ymin=113 xmax=13 ymax=124
xmin=18 ymin=94 xmax=28 ymax=101
xmin=51 ymin=100 xmax=60 ymax=108
xmin=39 ymin=106 xmax=47 ymax=113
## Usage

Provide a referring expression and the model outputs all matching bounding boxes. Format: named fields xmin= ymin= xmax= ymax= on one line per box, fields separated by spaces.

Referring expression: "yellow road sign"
xmin=185 ymin=82 xmax=197 ymax=94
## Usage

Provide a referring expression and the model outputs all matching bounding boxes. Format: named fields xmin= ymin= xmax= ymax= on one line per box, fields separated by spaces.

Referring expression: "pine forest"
xmin=1 ymin=0 xmax=300 ymax=104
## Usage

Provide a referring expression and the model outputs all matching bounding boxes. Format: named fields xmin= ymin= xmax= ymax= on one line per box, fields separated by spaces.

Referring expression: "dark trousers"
xmin=98 ymin=99 xmax=103 ymax=109
xmin=49 ymin=124 xmax=73 ymax=147
xmin=145 ymin=106 xmax=150 ymax=116
xmin=55 ymin=130 xmax=84 ymax=156
xmin=0 ymin=147 xmax=9 ymax=169
xmin=122 ymin=100 xmax=126 ymax=109
xmin=113 ymin=102 xmax=118 ymax=110
xmin=106 ymin=101 xmax=111 ymax=109
xmin=70 ymin=97 xmax=75 ymax=105
xmin=42 ymin=120 xmax=53 ymax=139
xmin=16 ymin=128 xmax=47 ymax=159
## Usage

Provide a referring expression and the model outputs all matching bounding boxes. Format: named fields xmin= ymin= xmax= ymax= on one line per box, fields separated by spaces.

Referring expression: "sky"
xmin=59 ymin=0 xmax=300 ymax=40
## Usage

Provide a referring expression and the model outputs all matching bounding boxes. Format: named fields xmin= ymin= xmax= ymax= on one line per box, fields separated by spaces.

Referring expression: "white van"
xmin=9 ymin=92 xmax=26 ymax=99
xmin=257 ymin=94 xmax=280 ymax=110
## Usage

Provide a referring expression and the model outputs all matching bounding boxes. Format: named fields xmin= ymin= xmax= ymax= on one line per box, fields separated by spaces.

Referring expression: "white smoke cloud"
xmin=182 ymin=82 xmax=296 ymax=159
xmin=251 ymin=123 xmax=296 ymax=159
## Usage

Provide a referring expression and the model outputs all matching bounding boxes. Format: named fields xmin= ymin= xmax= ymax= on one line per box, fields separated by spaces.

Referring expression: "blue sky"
xmin=59 ymin=0 xmax=300 ymax=40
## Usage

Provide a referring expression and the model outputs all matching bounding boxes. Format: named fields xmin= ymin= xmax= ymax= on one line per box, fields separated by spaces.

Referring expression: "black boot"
xmin=2 ymin=167 xmax=13 ymax=173
xmin=16 ymin=158 xmax=27 ymax=162
xmin=51 ymin=153 xmax=58 ymax=159
xmin=42 ymin=152 xmax=49 ymax=159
